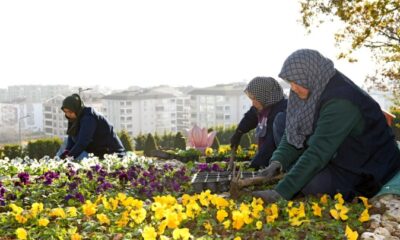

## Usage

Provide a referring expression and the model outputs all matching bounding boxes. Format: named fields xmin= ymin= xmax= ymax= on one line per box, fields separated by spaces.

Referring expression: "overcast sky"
xmin=0 ymin=0 xmax=376 ymax=90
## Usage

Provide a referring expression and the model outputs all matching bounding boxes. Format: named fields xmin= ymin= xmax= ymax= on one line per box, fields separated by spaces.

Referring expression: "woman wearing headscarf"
xmin=230 ymin=76 xmax=287 ymax=169
xmin=58 ymin=93 xmax=125 ymax=160
xmin=253 ymin=49 xmax=400 ymax=203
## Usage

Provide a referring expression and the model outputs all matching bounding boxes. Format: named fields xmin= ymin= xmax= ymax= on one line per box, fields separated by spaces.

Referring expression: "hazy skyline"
xmin=0 ymin=0 xmax=376 ymax=90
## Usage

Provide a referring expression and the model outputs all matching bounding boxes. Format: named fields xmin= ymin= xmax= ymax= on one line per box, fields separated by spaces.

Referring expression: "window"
xmin=216 ymin=113 xmax=224 ymax=120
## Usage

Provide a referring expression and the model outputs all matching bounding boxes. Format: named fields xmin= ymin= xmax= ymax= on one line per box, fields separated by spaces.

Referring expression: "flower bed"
xmin=0 ymin=154 xmax=371 ymax=239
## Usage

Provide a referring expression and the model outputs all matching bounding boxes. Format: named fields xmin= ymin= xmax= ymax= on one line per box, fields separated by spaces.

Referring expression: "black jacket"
xmin=66 ymin=107 xmax=125 ymax=158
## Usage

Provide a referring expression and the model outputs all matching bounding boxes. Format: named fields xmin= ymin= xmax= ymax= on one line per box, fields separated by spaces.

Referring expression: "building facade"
xmin=7 ymin=85 xmax=70 ymax=102
xmin=188 ymin=83 xmax=252 ymax=129
xmin=102 ymin=86 xmax=190 ymax=136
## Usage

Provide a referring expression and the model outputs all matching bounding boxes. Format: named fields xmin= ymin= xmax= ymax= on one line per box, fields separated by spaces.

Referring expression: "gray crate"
xmin=191 ymin=171 xmax=257 ymax=193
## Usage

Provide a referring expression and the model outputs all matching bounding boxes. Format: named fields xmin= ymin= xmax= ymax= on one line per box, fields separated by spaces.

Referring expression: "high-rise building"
xmin=188 ymin=83 xmax=252 ymax=129
xmin=8 ymin=85 xmax=70 ymax=102
xmin=102 ymin=86 xmax=190 ymax=136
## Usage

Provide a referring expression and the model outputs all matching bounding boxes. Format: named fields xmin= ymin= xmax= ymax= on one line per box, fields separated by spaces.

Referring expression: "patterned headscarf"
xmin=278 ymin=49 xmax=336 ymax=148
xmin=244 ymin=77 xmax=284 ymax=108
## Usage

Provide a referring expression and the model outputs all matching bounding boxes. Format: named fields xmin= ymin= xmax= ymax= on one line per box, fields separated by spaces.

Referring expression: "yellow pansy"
xmin=30 ymin=202 xmax=44 ymax=217
xmin=185 ymin=201 xmax=201 ymax=219
xmin=216 ymin=209 xmax=228 ymax=223
xmin=217 ymin=146 xmax=229 ymax=155
xmin=15 ymin=214 xmax=28 ymax=224
xmin=287 ymin=202 xmax=308 ymax=226
xmin=142 ymin=225 xmax=157 ymax=240
xmin=153 ymin=195 xmax=177 ymax=207
xmin=330 ymin=203 xmax=349 ymax=221
xmin=290 ymin=218 xmax=310 ymax=226
xmin=9 ymin=204 xmax=24 ymax=214
xmin=233 ymin=237 xmax=242 ymax=240
xmin=49 ymin=208 xmax=66 ymax=219
xmin=203 ymin=221 xmax=213 ymax=235
xmin=117 ymin=192 xmax=127 ymax=201
xmin=345 ymin=225 xmax=358 ymax=240
xmin=152 ymin=202 xmax=167 ymax=220
xmin=358 ymin=196 xmax=372 ymax=209
xmin=198 ymin=190 xmax=212 ymax=207
xmin=70 ymin=233 xmax=82 ymax=240
xmin=231 ymin=210 xmax=245 ymax=230
xmin=158 ymin=220 xmax=168 ymax=235
xmin=320 ymin=194 xmax=329 ymax=205
xmin=265 ymin=203 xmax=279 ymax=223
xmin=165 ymin=211 xmax=180 ymax=229
xmin=287 ymin=202 xmax=306 ymax=219
xmin=172 ymin=228 xmax=190 ymax=240
xmin=212 ymin=196 xmax=229 ymax=209
xmin=256 ymin=220 xmax=263 ymax=230
xmin=311 ymin=202 xmax=322 ymax=217
xmin=223 ymin=220 xmax=231 ymax=229
xmin=97 ymin=213 xmax=110 ymax=225
xmin=205 ymin=147 xmax=214 ymax=157
xmin=15 ymin=228 xmax=27 ymax=240
xmin=102 ymin=197 xmax=111 ymax=210
xmin=130 ymin=208 xmax=147 ymax=224
xmin=82 ymin=200 xmax=97 ymax=217
xmin=67 ymin=207 xmax=78 ymax=217
xmin=117 ymin=211 xmax=130 ymax=227
xmin=250 ymin=144 xmax=258 ymax=150
xmin=334 ymin=193 xmax=344 ymax=205
xmin=109 ymin=197 xmax=119 ymax=211
xmin=248 ymin=150 xmax=256 ymax=158
xmin=181 ymin=194 xmax=196 ymax=206
xmin=358 ymin=209 xmax=370 ymax=223
xmin=38 ymin=218 xmax=49 ymax=227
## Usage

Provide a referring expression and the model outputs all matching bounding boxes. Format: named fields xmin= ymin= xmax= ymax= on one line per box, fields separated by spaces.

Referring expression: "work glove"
xmin=258 ymin=161 xmax=282 ymax=179
xmin=230 ymin=130 xmax=243 ymax=149
xmin=59 ymin=150 xmax=70 ymax=159
xmin=252 ymin=189 xmax=283 ymax=204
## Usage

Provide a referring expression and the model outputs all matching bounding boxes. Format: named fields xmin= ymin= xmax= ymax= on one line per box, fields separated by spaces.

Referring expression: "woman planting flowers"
xmin=253 ymin=49 xmax=400 ymax=203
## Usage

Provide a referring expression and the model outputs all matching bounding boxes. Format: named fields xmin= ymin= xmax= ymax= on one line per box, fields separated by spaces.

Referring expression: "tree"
xmin=134 ymin=133 xmax=146 ymax=151
xmin=173 ymin=132 xmax=186 ymax=150
xmin=299 ymin=0 xmax=400 ymax=104
xmin=143 ymin=133 xmax=158 ymax=157
xmin=118 ymin=130 xmax=134 ymax=151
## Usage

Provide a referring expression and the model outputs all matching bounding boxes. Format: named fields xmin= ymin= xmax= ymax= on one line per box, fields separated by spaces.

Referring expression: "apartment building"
xmin=188 ymin=83 xmax=252 ymax=129
xmin=0 ymin=102 xmax=43 ymax=142
xmin=0 ymin=89 xmax=8 ymax=103
xmin=43 ymin=95 xmax=67 ymax=137
xmin=102 ymin=86 xmax=190 ymax=136
xmin=7 ymin=85 xmax=70 ymax=102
